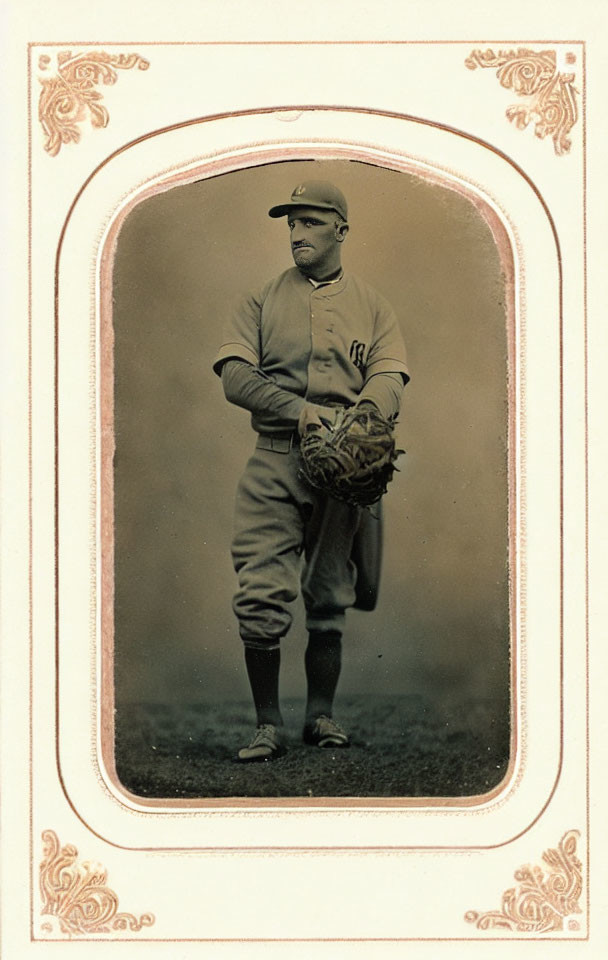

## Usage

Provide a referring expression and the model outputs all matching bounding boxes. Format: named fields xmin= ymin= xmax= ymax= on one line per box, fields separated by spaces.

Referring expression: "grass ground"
xmin=115 ymin=694 xmax=510 ymax=799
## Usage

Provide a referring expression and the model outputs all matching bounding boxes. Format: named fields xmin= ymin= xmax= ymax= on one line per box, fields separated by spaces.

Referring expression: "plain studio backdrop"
xmin=111 ymin=158 xmax=511 ymax=725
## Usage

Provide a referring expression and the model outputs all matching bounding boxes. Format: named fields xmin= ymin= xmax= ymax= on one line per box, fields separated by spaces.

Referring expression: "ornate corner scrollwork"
xmin=39 ymin=830 xmax=155 ymax=936
xmin=465 ymin=830 xmax=583 ymax=933
xmin=37 ymin=50 xmax=150 ymax=157
xmin=465 ymin=48 xmax=579 ymax=156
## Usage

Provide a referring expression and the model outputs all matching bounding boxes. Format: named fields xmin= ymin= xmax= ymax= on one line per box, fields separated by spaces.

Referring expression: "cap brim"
xmin=268 ymin=203 xmax=295 ymax=218
xmin=268 ymin=200 xmax=338 ymax=218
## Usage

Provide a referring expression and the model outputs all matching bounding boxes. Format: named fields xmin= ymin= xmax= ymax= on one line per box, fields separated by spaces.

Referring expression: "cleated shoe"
xmin=303 ymin=715 xmax=350 ymax=749
xmin=236 ymin=724 xmax=286 ymax=763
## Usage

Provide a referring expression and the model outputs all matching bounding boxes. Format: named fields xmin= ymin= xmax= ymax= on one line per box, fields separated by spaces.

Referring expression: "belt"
xmin=255 ymin=431 xmax=300 ymax=453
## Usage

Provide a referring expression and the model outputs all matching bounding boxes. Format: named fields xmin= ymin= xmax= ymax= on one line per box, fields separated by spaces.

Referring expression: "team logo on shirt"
xmin=349 ymin=340 xmax=366 ymax=371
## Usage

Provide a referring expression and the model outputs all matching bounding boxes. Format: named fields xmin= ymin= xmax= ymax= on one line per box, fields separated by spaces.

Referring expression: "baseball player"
xmin=213 ymin=180 xmax=409 ymax=761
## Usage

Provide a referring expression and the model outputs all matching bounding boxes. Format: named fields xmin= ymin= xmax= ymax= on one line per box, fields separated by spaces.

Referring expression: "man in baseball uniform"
xmin=213 ymin=180 xmax=409 ymax=761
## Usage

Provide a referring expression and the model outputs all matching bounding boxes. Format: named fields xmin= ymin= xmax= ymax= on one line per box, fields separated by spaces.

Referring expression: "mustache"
xmin=292 ymin=241 xmax=313 ymax=249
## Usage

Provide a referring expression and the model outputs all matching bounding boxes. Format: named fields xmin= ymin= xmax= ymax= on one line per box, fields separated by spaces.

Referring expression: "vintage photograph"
xmin=109 ymin=157 xmax=512 ymax=799
xmin=1 ymin=0 xmax=600 ymax=947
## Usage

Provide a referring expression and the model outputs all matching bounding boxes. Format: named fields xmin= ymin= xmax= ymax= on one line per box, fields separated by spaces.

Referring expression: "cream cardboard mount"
xmin=1 ymin=22 xmax=600 ymax=957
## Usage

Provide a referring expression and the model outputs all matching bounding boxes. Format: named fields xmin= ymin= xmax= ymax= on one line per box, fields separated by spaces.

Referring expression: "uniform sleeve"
xmin=212 ymin=286 xmax=266 ymax=375
xmin=364 ymin=294 xmax=410 ymax=384
xmin=357 ymin=372 xmax=405 ymax=419
xmin=221 ymin=359 xmax=306 ymax=425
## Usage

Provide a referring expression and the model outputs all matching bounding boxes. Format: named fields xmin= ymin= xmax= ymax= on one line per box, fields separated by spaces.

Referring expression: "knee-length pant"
xmin=231 ymin=440 xmax=362 ymax=648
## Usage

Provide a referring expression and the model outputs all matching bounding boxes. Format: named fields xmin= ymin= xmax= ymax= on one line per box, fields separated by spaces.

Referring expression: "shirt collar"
xmin=306 ymin=269 xmax=344 ymax=289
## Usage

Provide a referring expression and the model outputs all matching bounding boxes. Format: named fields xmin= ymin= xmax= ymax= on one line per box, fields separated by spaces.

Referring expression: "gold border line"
xmin=23 ymin=36 xmax=588 ymax=945
xmin=51 ymin=104 xmax=564 ymax=852
xmin=27 ymin=42 xmax=35 ymax=943
xmin=96 ymin=144 xmax=520 ymax=815
xmin=33 ymin=39 xmax=585 ymax=45
xmin=582 ymin=40 xmax=590 ymax=932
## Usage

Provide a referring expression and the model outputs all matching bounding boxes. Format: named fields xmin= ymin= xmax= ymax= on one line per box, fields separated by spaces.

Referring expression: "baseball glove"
xmin=299 ymin=404 xmax=403 ymax=508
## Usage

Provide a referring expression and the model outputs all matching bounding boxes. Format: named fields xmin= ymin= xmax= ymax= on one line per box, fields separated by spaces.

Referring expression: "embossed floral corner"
xmin=465 ymin=47 xmax=579 ymax=156
xmin=38 ymin=50 xmax=149 ymax=157
xmin=466 ymin=831 xmax=583 ymax=934
xmin=39 ymin=830 xmax=154 ymax=937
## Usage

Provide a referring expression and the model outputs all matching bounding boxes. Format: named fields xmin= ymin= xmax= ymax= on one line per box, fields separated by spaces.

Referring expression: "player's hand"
xmin=297 ymin=403 xmax=338 ymax=437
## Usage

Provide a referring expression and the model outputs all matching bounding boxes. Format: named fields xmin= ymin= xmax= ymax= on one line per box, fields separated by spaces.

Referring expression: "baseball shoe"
xmin=303 ymin=715 xmax=350 ymax=749
xmin=236 ymin=724 xmax=286 ymax=763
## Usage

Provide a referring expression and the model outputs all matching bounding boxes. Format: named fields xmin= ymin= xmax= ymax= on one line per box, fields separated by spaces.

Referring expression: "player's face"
xmin=287 ymin=206 xmax=348 ymax=280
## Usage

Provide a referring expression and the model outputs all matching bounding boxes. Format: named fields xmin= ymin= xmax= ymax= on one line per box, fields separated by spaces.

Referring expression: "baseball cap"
xmin=268 ymin=180 xmax=348 ymax=220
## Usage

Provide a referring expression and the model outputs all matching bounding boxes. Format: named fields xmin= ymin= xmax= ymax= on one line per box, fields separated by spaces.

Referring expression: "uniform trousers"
xmin=231 ymin=436 xmax=362 ymax=648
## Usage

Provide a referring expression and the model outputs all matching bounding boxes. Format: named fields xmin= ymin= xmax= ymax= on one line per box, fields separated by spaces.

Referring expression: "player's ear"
xmin=336 ymin=221 xmax=349 ymax=243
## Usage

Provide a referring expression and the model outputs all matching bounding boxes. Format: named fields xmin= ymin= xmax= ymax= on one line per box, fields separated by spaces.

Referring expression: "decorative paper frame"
xmin=2 ymin=2 xmax=604 ymax=956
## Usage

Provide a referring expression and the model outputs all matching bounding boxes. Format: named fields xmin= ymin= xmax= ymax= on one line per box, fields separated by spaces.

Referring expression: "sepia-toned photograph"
xmin=109 ymin=157 xmax=512 ymax=800
xmin=2 ymin=1 xmax=601 ymax=949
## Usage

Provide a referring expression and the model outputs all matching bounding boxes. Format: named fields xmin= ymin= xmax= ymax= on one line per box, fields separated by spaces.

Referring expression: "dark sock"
xmin=244 ymin=645 xmax=283 ymax=726
xmin=304 ymin=630 xmax=343 ymax=722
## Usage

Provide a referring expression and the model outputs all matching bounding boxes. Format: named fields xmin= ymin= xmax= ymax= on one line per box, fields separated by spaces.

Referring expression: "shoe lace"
xmin=249 ymin=724 xmax=279 ymax=749
xmin=314 ymin=716 xmax=346 ymax=738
